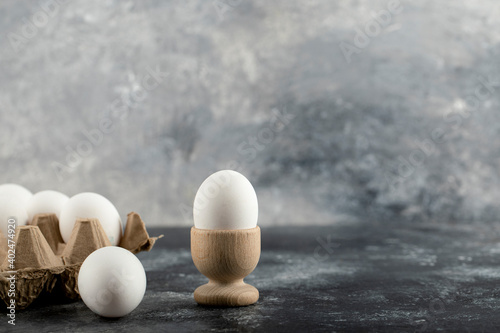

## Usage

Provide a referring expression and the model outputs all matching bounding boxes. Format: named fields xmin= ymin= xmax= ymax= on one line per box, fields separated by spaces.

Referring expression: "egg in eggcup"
xmin=191 ymin=170 xmax=260 ymax=307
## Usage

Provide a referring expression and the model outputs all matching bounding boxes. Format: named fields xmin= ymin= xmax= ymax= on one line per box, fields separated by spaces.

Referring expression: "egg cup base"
xmin=194 ymin=281 xmax=259 ymax=306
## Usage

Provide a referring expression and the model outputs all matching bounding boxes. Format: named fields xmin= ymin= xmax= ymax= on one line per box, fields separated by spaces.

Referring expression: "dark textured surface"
xmin=3 ymin=224 xmax=500 ymax=332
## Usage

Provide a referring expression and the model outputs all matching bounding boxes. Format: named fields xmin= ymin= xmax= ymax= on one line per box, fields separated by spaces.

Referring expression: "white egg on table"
xmin=78 ymin=246 xmax=147 ymax=318
xmin=59 ymin=192 xmax=122 ymax=245
xmin=0 ymin=195 xmax=29 ymax=236
xmin=27 ymin=190 xmax=69 ymax=222
xmin=193 ymin=170 xmax=258 ymax=230
xmin=0 ymin=183 xmax=33 ymax=207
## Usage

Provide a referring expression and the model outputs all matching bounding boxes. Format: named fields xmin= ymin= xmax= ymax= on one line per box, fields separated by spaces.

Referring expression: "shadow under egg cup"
xmin=191 ymin=226 xmax=260 ymax=307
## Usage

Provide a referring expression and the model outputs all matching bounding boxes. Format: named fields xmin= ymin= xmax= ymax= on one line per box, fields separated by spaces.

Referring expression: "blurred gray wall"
xmin=1 ymin=0 xmax=499 ymax=226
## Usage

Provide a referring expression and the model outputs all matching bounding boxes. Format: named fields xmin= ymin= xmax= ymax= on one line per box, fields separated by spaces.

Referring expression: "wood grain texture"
xmin=191 ymin=227 xmax=260 ymax=306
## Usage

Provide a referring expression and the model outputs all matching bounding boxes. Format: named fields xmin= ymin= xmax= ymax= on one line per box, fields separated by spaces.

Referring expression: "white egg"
xmin=0 ymin=183 xmax=33 ymax=207
xmin=0 ymin=195 xmax=29 ymax=236
xmin=59 ymin=192 xmax=122 ymax=245
xmin=27 ymin=190 xmax=69 ymax=222
xmin=78 ymin=246 xmax=147 ymax=317
xmin=193 ymin=170 xmax=258 ymax=230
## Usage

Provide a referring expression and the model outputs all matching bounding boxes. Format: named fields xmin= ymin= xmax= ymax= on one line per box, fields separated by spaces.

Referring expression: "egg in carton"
xmin=0 ymin=212 xmax=162 ymax=310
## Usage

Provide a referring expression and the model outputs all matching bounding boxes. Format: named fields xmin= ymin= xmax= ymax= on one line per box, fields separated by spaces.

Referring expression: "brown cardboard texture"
xmin=0 ymin=232 xmax=6 ymax=262
xmin=0 ymin=212 xmax=161 ymax=310
xmin=61 ymin=218 xmax=112 ymax=265
xmin=120 ymin=212 xmax=159 ymax=253
xmin=31 ymin=214 xmax=65 ymax=255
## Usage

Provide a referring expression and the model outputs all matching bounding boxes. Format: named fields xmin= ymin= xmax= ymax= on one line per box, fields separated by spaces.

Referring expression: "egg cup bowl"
xmin=191 ymin=226 xmax=260 ymax=307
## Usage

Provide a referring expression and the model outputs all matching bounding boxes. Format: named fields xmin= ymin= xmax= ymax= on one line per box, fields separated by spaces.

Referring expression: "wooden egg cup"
xmin=191 ymin=226 xmax=260 ymax=307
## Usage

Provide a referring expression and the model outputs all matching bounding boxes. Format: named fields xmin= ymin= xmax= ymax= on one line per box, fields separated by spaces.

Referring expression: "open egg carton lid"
xmin=0 ymin=212 xmax=162 ymax=310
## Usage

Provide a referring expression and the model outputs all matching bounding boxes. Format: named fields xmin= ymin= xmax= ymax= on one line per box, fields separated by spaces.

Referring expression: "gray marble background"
xmin=1 ymin=0 xmax=499 ymax=227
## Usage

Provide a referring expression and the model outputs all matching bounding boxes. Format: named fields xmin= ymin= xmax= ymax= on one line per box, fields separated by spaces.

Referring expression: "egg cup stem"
xmin=191 ymin=227 xmax=260 ymax=307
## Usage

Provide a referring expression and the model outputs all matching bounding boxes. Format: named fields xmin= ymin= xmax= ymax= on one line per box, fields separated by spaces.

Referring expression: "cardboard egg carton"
xmin=0 ymin=212 xmax=162 ymax=310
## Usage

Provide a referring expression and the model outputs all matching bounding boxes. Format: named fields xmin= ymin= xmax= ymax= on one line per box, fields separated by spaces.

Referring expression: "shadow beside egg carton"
xmin=0 ymin=212 xmax=162 ymax=310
